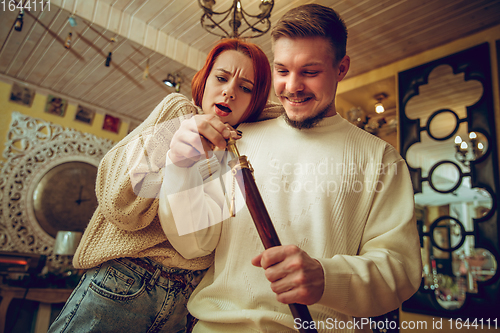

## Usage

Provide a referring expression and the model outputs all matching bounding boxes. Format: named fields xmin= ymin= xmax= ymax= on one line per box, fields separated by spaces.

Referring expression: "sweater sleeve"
xmin=316 ymin=146 xmax=422 ymax=317
xmin=158 ymin=153 xmax=225 ymax=259
xmin=96 ymin=93 xmax=198 ymax=231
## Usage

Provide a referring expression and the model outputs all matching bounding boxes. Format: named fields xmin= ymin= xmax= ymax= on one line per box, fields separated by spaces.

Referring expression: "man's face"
xmin=273 ymin=36 xmax=349 ymax=128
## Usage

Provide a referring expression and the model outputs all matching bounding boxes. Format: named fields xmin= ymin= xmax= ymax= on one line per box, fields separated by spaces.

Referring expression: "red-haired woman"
xmin=48 ymin=39 xmax=282 ymax=333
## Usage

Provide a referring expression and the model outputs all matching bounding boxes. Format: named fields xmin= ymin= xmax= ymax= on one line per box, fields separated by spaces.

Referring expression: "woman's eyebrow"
xmin=216 ymin=68 xmax=254 ymax=86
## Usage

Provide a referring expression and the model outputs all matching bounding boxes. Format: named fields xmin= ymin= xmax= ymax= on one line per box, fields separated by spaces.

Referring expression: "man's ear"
xmin=337 ymin=55 xmax=350 ymax=81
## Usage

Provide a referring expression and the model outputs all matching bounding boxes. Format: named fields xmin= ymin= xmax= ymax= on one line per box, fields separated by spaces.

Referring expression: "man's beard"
xmin=283 ymin=100 xmax=334 ymax=130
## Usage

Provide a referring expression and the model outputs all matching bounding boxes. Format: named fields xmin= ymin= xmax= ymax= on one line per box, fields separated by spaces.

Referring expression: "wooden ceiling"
xmin=1 ymin=0 xmax=499 ymax=126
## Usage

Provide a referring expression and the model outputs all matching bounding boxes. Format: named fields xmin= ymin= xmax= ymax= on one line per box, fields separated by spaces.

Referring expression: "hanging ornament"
xmin=105 ymin=52 xmax=112 ymax=67
xmin=68 ymin=15 xmax=77 ymax=27
xmin=14 ymin=9 xmax=24 ymax=32
xmin=64 ymin=16 xmax=76 ymax=50
xmin=143 ymin=58 xmax=150 ymax=80
xmin=105 ymin=37 xmax=116 ymax=67
xmin=64 ymin=32 xmax=72 ymax=49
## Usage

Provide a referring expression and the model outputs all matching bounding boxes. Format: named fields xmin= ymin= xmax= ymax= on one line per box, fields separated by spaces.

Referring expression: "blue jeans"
xmin=48 ymin=258 xmax=205 ymax=333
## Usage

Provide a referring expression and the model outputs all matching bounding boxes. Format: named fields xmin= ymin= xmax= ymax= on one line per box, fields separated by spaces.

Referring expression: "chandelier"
xmin=454 ymin=132 xmax=485 ymax=167
xmin=198 ymin=0 xmax=274 ymax=39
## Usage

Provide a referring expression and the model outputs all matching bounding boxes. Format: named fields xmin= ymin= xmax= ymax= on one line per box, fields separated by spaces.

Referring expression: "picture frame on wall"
xmin=44 ymin=95 xmax=68 ymax=117
xmin=103 ymin=114 xmax=120 ymax=133
xmin=9 ymin=82 xmax=35 ymax=107
xmin=75 ymin=105 xmax=95 ymax=124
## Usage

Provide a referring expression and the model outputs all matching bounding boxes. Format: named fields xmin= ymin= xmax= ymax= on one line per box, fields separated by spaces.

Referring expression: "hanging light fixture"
xmin=198 ymin=0 xmax=274 ymax=39
xmin=163 ymin=74 xmax=175 ymax=87
xmin=163 ymin=73 xmax=182 ymax=92
xmin=14 ymin=8 xmax=24 ymax=32
xmin=374 ymin=93 xmax=387 ymax=114
xmin=454 ymin=132 xmax=485 ymax=167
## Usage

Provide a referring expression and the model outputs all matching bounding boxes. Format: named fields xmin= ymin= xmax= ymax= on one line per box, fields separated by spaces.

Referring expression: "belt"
xmin=128 ymin=258 xmax=187 ymax=288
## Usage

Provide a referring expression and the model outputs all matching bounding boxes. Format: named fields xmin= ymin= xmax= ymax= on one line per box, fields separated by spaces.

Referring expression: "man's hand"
xmin=251 ymin=245 xmax=324 ymax=305
xmin=169 ymin=114 xmax=239 ymax=168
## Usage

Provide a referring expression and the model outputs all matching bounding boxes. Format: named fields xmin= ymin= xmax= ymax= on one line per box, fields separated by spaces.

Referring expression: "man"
xmin=164 ymin=4 xmax=422 ymax=332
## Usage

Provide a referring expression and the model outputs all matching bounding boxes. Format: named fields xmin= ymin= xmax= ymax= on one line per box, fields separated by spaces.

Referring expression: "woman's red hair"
xmin=191 ymin=39 xmax=271 ymax=123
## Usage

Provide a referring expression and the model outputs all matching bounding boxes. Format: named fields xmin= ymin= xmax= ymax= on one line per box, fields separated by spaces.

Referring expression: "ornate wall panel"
xmin=0 ymin=112 xmax=114 ymax=258
xmin=400 ymin=43 xmax=499 ymax=319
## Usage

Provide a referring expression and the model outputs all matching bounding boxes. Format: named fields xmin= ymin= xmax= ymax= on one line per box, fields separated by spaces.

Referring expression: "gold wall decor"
xmin=0 ymin=112 xmax=114 ymax=266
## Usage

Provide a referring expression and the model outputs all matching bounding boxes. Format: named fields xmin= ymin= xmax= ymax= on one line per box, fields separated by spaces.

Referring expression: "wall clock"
xmin=32 ymin=161 xmax=98 ymax=238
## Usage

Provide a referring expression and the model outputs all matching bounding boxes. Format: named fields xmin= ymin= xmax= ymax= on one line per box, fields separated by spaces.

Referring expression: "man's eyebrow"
xmin=273 ymin=62 xmax=323 ymax=67
xmin=215 ymin=68 xmax=254 ymax=85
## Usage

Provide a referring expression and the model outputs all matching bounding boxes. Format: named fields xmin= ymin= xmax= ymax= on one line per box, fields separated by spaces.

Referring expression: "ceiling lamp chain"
xmin=198 ymin=0 xmax=274 ymax=39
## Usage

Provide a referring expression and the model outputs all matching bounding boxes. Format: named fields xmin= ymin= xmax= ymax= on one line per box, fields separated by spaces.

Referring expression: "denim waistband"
xmin=118 ymin=257 xmax=204 ymax=291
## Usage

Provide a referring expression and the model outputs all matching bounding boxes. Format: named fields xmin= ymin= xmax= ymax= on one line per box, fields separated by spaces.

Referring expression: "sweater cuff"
xmin=316 ymin=256 xmax=353 ymax=311
xmin=164 ymin=151 xmax=220 ymax=191
xmin=197 ymin=154 xmax=220 ymax=181
xmin=164 ymin=151 xmax=200 ymax=195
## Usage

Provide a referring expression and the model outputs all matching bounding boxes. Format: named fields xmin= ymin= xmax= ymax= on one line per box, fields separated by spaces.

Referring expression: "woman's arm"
xmin=158 ymin=153 xmax=226 ymax=259
xmin=157 ymin=113 xmax=241 ymax=258
xmin=96 ymin=93 xmax=199 ymax=231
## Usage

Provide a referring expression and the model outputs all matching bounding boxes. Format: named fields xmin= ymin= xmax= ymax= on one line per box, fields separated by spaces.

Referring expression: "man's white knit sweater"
xmin=160 ymin=114 xmax=422 ymax=332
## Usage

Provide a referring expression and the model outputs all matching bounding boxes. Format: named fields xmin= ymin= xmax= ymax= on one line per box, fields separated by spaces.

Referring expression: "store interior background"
xmin=1 ymin=1 xmax=500 ymax=332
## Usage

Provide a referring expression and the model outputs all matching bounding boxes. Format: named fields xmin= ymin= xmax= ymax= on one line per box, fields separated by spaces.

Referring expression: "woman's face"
xmin=202 ymin=50 xmax=255 ymax=126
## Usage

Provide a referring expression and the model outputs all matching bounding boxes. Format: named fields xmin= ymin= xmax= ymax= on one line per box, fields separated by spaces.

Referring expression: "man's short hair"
xmin=271 ymin=4 xmax=348 ymax=64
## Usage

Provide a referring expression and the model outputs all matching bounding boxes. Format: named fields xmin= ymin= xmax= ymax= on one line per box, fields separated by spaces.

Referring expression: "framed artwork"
xmin=9 ymin=83 xmax=35 ymax=107
xmin=103 ymin=114 xmax=120 ymax=133
xmin=75 ymin=105 xmax=95 ymax=124
xmin=44 ymin=95 xmax=68 ymax=117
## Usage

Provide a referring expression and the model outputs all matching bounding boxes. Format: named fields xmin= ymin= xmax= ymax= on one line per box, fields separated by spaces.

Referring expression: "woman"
xmin=48 ymin=39 xmax=280 ymax=333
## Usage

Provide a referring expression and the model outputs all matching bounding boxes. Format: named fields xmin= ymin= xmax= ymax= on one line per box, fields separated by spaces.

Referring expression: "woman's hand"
xmin=169 ymin=114 xmax=240 ymax=167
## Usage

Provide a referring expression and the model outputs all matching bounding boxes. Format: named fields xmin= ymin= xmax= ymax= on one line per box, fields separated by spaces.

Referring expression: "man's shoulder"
xmin=343 ymin=120 xmax=401 ymax=161
xmin=345 ymin=120 xmax=387 ymax=144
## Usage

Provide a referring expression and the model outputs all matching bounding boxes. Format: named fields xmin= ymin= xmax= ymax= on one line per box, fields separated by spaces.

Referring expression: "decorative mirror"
xmin=0 ymin=112 xmax=114 ymax=266
xmin=399 ymin=43 xmax=499 ymax=318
